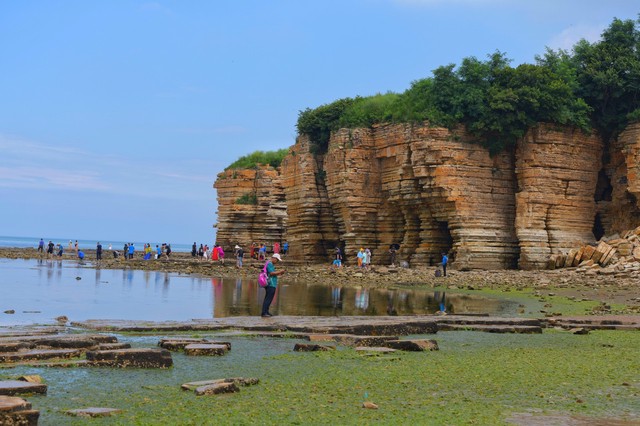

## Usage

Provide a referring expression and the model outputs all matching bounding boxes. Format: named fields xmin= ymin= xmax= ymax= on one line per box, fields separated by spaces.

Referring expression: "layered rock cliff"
xmin=214 ymin=121 xmax=640 ymax=269
xmin=213 ymin=166 xmax=287 ymax=250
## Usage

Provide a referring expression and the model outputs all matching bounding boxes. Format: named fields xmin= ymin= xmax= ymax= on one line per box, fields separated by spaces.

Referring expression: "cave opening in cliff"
xmin=430 ymin=221 xmax=453 ymax=265
xmin=592 ymin=213 xmax=605 ymax=241
xmin=594 ymin=169 xmax=613 ymax=202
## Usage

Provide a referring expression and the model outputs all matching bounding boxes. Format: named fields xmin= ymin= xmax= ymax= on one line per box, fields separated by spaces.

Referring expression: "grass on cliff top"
xmin=225 ymin=149 xmax=289 ymax=170
xmin=11 ymin=330 xmax=640 ymax=425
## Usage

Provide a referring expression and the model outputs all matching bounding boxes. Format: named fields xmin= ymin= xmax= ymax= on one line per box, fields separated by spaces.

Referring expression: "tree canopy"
xmin=297 ymin=16 xmax=640 ymax=154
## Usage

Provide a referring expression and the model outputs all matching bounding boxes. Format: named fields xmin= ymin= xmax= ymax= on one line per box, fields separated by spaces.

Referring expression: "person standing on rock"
xmin=283 ymin=241 xmax=289 ymax=255
xmin=37 ymin=238 xmax=44 ymax=253
xmin=441 ymin=252 xmax=448 ymax=277
xmin=96 ymin=242 xmax=102 ymax=261
xmin=235 ymin=245 xmax=244 ymax=268
xmin=191 ymin=242 xmax=197 ymax=258
xmin=261 ymin=253 xmax=286 ymax=317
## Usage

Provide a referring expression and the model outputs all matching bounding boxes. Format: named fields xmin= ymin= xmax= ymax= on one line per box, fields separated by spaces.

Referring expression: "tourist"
xmin=77 ymin=250 xmax=85 ymax=260
xmin=218 ymin=245 xmax=225 ymax=265
xmin=357 ymin=248 xmax=364 ymax=268
xmin=37 ymin=238 xmax=44 ymax=253
xmin=212 ymin=244 xmax=219 ymax=262
xmin=57 ymin=244 xmax=63 ymax=257
xmin=96 ymin=242 xmax=102 ymax=260
xmin=283 ymin=241 xmax=289 ymax=255
xmin=362 ymin=248 xmax=370 ymax=270
xmin=273 ymin=241 xmax=280 ymax=254
xmin=258 ymin=243 xmax=266 ymax=261
xmin=441 ymin=252 xmax=448 ymax=277
xmin=332 ymin=258 xmax=342 ymax=268
xmin=235 ymin=245 xmax=244 ymax=268
xmin=128 ymin=243 xmax=135 ymax=259
xmin=389 ymin=246 xmax=397 ymax=267
xmin=74 ymin=240 xmax=79 ymax=253
xmin=198 ymin=244 xmax=204 ymax=260
xmin=191 ymin=242 xmax=197 ymax=257
xmin=68 ymin=240 xmax=73 ymax=250
xmin=261 ymin=253 xmax=286 ymax=317
xmin=46 ymin=241 xmax=54 ymax=258
xmin=250 ymin=242 xmax=256 ymax=259
xmin=203 ymin=244 xmax=209 ymax=261
xmin=365 ymin=248 xmax=372 ymax=269
xmin=155 ymin=245 xmax=161 ymax=259
xmin=123 ymin=243 xmax=129 ymax=260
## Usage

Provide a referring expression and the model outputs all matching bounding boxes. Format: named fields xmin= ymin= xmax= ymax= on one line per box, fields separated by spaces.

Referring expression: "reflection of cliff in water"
xmin=211 ymin=278 xmax=518 ymax=318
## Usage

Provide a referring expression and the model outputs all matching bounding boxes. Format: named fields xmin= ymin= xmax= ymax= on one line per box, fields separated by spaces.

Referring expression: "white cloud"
xmin=547 ymin=24 xmax=604 ymax=51
xmin=0 ymin=166 xmax=111 ymax=191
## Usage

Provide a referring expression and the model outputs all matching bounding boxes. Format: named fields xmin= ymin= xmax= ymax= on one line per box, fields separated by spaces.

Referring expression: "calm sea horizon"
xmin=0 ymin=235 xmax=193 ymax=252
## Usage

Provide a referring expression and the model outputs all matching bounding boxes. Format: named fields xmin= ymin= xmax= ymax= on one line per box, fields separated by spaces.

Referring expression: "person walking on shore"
xmin=261 ymin=253 xmax=286 ymax=317
xmin=191 ymin=242 xmax=197 ymax=258
xmin=96 ymin=242 xmax=102 ymax=261
xmin=37 ymin=239 xmax=44 ymax=253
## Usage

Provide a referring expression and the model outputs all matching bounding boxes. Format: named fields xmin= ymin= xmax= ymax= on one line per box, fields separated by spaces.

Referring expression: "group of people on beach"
xmin=191 ymin=243 xmax=225 ymax=264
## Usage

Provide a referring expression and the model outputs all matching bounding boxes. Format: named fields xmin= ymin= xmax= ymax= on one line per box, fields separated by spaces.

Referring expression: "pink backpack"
xmin=258 ymin=261 xmax=269 ymax=287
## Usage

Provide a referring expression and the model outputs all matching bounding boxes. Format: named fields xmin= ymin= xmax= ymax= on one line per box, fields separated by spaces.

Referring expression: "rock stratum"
xmin=214 ymin=122 xmax=640 ymax=269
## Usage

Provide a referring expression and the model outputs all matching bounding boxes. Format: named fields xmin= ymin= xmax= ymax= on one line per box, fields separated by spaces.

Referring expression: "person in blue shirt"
xmin=441 ymin=252 xmax=449 ymax=277
xmin=261 ymin=253 xmax=286 ymax=318
xmin=128 ymin=243 xmax=135 ymax=259
xmin=37 ymin=239 xmax=44 ymax=253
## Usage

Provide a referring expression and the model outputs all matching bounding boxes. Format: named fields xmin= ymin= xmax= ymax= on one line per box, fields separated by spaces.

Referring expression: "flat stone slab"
xmin=0 ymin=396 xmax=39 ymax=426
xmin=355 ymin=347 xmax=397 ymax=353
xmin=0 ymin=380 xmax=47 ymax=396
xmin=546 ymin=315 xmax=640 ymax=331
xmin=437 ymin=324 xmax=543 ymax=333
xmin=293 ymin=343 xmax=335 ymax=352
xmin=97 ymin=343 xmax=131 ymax=350
xmin=85 ymin=348 xmax=173 ymax=368
xmin=181 ymin=377 xmax=259 ymax=391
xmin=0 ymin=342 xmax=35 ymax=352
xmin=65 ymin=407 xmax=122 ymax=417
xmin=183 ymin=344 xmax=228 ymax=356
xmin=0 ymin=349 xmax=82 ymax=363
xmin=159 ymin=338 xmax=231 ymax=351
xmin=385 ymin=339 xmax=439 ymax=351
xmin=195 ymin=382 xmax=239 ymax=396
xmin=307 ymin=334 xmax=398 ymax=347
xmin=0 ymin=334 xmax=118 ymax=351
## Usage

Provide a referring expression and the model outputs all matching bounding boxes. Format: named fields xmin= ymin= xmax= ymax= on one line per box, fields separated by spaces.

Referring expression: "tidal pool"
xmin=0 ymin=259 xmax=521 ymax=325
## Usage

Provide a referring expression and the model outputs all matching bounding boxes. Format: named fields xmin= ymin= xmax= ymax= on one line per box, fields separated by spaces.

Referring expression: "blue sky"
xmin=1 ymin=0 xmax=638 ymax=244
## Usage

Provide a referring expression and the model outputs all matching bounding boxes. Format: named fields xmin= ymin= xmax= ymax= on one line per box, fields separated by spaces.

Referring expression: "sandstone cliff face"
xmin=321 ymin=125 xmax=519 ymax=269
xmin=213 ymin=166 xmax=287 ymax=250
xmin=214 ymin=122 xmax=640 ymax=269
xmin=515 ymin=125 xmax=603 ymax=269
xmin=598 ymin=122 xmax=640 ymax=235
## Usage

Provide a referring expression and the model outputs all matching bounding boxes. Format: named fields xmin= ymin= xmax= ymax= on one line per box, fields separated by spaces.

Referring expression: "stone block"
xmin=293 ymin=343 xmax=335 ymax=352
xmin=0 ymin=396 xmax=39 ymax=426
xmin=0 ymin=380 xmax=47 ymax=396
xmin=0 ymin=349 xmax=82 ymax=363
xmin=184 ymin=344 xmax=228 ymax=356
xmin=86 ymin=348 xmax=173 ymax=368
xmin=385 ymin=339 xmax=439 ymax=352
xmin=182 ymin=378 xmax=259 ymax=391
xmin=66 ymin=407 xmax=122 ymax=417
xmin=195 ymin=382 xmax=239 ymax=396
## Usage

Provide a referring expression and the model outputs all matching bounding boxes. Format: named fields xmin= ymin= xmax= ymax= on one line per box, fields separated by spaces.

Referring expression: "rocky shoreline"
xmin=2 ymin=247 xmax=639 ymax=312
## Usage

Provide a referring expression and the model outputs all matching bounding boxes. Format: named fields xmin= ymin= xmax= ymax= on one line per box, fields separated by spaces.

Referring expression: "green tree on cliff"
xmin=295 ymin=16 xmax=640 ymax=154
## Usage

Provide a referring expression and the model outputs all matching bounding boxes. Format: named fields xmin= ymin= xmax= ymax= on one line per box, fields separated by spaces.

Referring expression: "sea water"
xmin=0 ymin=258 xmax=521 ymax=326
